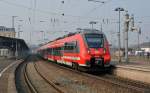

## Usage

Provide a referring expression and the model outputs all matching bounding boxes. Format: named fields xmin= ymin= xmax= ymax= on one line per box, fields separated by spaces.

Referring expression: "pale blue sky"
xmin=0 ymin=0 xmax=149 ymax=47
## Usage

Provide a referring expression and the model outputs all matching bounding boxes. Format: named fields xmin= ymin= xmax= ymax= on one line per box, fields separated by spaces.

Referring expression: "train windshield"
xmin=85 ymin=34 xmax=104 ymax=48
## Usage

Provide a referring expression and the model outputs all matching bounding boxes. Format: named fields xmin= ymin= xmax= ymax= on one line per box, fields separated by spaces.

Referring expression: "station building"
xmin=0 ymin=26 xmax=29 ymax=58
xmin=0 ymin=26 xmax=15 ymax=38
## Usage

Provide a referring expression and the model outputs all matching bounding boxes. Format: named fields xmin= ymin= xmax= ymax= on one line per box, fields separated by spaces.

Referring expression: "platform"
xmin=111 ymin=61 xmax=150 ymax=84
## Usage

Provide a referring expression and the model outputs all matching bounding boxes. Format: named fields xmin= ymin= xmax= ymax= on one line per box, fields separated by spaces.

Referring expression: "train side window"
xmin=64 ymin=41 xmax=79 ymax=53
xmin=47 ymin=48 xmax=52 ymax=55
xmin=52 ymin=47 xmax=61 ymax=56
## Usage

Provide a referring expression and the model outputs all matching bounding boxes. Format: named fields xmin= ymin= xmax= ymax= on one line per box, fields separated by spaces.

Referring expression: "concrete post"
xmin=124 ymin=11 xmax=130 ymax=63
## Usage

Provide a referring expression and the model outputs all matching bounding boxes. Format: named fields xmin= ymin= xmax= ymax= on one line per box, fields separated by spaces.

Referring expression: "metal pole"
xmin=12 ymin=16 xmax=15 ymax=29
xmin=100 ymin=24 xmax=103 ymax=32
xmin=15 ymin=39 xmax=18 ymax=59
xmin=12 ymin=16 xmax=18 ymax=58
xmin=124 ymin=11 xmax=130 ymax=63
xmin=92 ymin=24 xmax=93 ymax=30
xmin=118 ymin=10 xmax=121 ymax=62
xmin=18 ymin=25 xmax=21 ymax=38
xmin=138 ymin=32 xmax=140 ymax=51
xmin=12 ymin=16 xmax=18 ymax=29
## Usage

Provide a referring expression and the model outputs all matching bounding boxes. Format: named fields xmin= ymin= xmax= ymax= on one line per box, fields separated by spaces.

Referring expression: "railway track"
xmin=23 ymin=63 xmax=38 ymax=93
xmin=101 ymin=74 xmax=150 ymax=90
xmin=43 ymin=60 xmax=150 ymax=93
xmin=24 ymin=63 xmax=65 ymax=93
xmin=16 ymin=56 xmax=64 ymax=93
xmin=16 ymin=56 xmax=150 ymax=93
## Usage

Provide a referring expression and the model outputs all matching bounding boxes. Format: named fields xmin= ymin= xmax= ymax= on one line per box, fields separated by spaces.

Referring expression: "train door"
xmin=61 ymin=45 xmax=65 ymax=64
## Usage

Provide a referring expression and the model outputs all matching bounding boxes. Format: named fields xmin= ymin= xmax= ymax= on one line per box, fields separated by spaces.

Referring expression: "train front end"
xmin=82 ymin=31 xmax=111 ymax=68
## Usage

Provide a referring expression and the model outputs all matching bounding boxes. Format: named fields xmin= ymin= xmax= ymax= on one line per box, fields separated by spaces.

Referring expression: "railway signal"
xmin=123 ymin=11 xmax=142 ymax=63
xmin=130 ymin=15 xmax=142 ymax=51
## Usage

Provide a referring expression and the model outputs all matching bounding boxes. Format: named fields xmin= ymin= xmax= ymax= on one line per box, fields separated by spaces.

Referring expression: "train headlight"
xmin=88 ymin=50 xmax=90 ymax=54
xmin=87 ymin=48 xmax=90 ymax=54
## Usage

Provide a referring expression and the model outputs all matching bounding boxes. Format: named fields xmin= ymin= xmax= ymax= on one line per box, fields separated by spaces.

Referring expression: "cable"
xmin=0 ymin=0 xmax=114 ymax=20
xmin=83 ymin=0 xmax=112 ymax=16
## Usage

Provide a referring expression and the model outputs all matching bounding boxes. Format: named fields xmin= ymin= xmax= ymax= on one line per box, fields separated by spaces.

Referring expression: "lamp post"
xmin=12 ymin=16 xmax=17 ymax=57
xmin=15 ymin=19 xmax=23 ymax=59
xmin=115 ymin=7 xmax=125 ymax=62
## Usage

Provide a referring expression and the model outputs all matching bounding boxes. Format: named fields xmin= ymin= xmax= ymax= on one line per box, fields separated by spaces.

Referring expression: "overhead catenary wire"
xmin=83 ymin=0 xmax=113 ymax=17
xmin=0 ymin=0 xmax=114 ymax=20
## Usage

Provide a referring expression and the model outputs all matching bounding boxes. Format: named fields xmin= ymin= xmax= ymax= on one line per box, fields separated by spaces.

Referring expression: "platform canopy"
xmin=0 ymin=36 xmax=29 ymax=51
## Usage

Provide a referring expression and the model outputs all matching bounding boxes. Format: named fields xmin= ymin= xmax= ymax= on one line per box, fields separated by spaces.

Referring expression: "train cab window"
xmin=85 ymin=34 xmax=104 ymax=48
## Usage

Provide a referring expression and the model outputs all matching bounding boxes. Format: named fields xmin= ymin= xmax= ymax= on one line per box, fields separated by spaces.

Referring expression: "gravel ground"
xmin=35 ymin=60 xmax=140 ymax=93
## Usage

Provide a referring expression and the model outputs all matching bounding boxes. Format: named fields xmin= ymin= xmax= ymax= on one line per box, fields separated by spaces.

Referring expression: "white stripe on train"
xmin=47 ymin=57 xmax=86 ymax=66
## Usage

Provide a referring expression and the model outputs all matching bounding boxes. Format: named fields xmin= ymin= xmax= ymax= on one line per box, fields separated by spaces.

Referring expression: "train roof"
xmin=37 ymin=29 xmax=105 ymax=50
xmin=53 ymin=29 xmax=104 ymax=41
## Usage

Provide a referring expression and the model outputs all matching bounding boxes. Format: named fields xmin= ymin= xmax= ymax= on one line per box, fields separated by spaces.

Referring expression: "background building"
xmin=140 ymin=42 xmax=150 ymax=53
xmin=0 ymin=26 xmax=15 ymax=38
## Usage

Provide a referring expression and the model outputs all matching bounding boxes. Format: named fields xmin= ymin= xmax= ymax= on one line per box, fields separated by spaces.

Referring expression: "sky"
xmin=0 ymin=0 xmax=149 ymax=47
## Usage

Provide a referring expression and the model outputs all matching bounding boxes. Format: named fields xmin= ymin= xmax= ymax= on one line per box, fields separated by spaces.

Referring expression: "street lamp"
xmin=115 ymin=7 xmax=125 ymax=62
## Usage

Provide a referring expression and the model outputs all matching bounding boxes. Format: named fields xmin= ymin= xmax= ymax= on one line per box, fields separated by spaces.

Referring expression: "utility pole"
xmin=40 ymin=31 xmax=45 ymax=43
xmin=15 ymin=19 xmax=23 ymax=59
xmin=124 ymin=11 xmax=130 ymax=63
xmin=137 ymin=27 xmax=141 ymax=51
xmin=12 ymin=16 xmax=17 ymax=29
xmin=115 ymin=7 xmax=125 ymax=62
xmin=89 ymin=21 xmax=97 ymax=30
xmin=15 ymin=38 xmax=18 ymax=59
xmin=18 ymin=25 xmax=23 ymax=38
xmin=12 ymin=16 xmax=18 ymax=59
xmin=100 ymin=24 xmax=103 ymax=32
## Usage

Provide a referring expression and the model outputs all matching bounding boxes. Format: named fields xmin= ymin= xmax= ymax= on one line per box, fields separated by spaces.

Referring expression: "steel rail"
xmin=33 ymin=62 xmax=64 ymax=93
xmin=24 ymin=63 xmax=38 ymax=93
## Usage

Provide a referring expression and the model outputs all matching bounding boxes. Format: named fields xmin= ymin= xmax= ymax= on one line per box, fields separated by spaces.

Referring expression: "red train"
xmin=37 ymin=29 xmax=111 ymax=69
